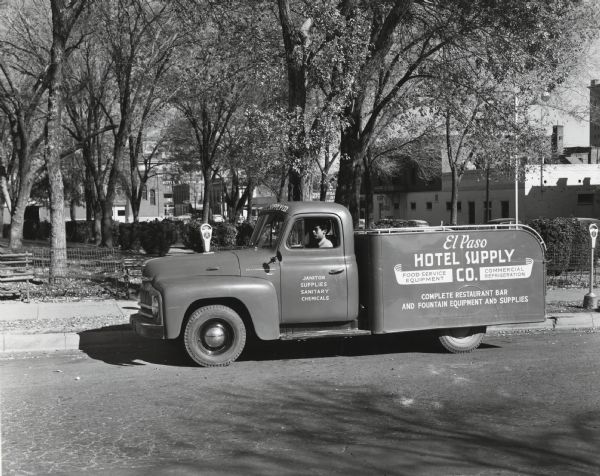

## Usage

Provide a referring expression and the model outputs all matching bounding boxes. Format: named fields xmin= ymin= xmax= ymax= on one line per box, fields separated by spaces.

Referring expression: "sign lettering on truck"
xmin=354 ymin=227 xmax=544 ymax=335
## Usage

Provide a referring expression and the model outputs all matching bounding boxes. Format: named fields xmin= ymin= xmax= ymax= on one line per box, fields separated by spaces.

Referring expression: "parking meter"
xmin=583 ymin=224 xmax=599 ymax=309
xmin=201 ymin=223 xmax=213 ymax=254
xmin=590 ymin=224 xmax=598 ymax=249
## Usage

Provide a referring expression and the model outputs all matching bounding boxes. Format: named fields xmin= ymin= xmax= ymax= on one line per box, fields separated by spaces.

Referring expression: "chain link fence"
xmin=10 ymin=247 xmax=136 ymax=280
xmin=546 ymin=244 xmax=599 ymax=287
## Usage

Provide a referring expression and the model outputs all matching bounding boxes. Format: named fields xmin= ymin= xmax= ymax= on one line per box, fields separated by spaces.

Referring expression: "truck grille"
xmin=139 ymin=289 xmax=153 ymax=307
xmin=137 ymin=286 xmax=162 ymax=324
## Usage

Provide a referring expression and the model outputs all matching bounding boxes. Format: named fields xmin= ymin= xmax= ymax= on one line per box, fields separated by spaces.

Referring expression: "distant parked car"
xmin=407 ymin=219 xmax=429 ymax=227
xmin=574 ymin=217 xmax=600 ymax=229
xmin=212 ymin=214 xmax=224 ymax=223
xmin=487 ymin=218 xmax=521 ymax=225
xmin=373 ymin=218 xmax=430 ymax=228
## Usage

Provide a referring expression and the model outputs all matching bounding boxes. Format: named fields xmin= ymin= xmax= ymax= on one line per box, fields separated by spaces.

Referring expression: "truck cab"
xmin=131 ymin=202 xmax=546 ymax=367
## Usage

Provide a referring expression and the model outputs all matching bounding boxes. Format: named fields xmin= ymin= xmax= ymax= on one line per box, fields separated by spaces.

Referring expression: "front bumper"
xmin=130 ymin=313 xmax=165 ymax=339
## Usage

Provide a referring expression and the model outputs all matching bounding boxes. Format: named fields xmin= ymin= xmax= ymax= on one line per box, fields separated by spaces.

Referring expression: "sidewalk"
xmin=0 ymin=288 xmax=598 ymax=353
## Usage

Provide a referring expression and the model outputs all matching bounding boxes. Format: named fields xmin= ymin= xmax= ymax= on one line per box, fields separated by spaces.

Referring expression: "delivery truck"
xmin=130 ymin=202 xmax=546 ymax=367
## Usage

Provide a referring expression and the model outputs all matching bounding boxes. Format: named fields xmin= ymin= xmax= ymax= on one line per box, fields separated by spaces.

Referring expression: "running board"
xmin=280 ymin=329 xmax=372 ymax=340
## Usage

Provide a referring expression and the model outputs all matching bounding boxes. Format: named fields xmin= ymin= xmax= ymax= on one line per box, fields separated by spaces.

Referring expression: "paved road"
xmin=2 ymin=331 xmax=600 ymax=475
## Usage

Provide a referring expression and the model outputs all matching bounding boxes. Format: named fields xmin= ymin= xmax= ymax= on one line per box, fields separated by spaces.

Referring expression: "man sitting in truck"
xmin=312 ymin=222 xmax=333 ymax=248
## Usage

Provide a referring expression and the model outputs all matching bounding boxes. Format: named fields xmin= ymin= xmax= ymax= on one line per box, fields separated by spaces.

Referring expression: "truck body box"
xmin=355 ymin=226 xmax=546 ymax=333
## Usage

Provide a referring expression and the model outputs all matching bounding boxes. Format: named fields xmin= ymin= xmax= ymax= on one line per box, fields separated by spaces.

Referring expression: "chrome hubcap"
xmin=203 ymin=323 xmax=227 ymax=349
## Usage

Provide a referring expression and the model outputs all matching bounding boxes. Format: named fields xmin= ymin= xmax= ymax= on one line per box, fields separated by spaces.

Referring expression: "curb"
xmin=1 ymin=328 xmax=136 ymax=353
xmin=1 ymin=314 xmax=599 ymax=354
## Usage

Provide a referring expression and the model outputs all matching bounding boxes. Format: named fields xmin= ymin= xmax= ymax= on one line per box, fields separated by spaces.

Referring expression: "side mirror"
xmin=269 ymin=251 xmax=282 ymax=264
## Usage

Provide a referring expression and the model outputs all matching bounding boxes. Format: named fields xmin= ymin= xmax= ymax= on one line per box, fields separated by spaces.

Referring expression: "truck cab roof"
xmin=261 ymin=201 xmax=351 ymax=217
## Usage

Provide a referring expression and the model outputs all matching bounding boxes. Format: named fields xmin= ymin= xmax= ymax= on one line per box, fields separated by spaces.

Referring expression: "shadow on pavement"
xmin=78 ymin=326 xmax=499 ymax=367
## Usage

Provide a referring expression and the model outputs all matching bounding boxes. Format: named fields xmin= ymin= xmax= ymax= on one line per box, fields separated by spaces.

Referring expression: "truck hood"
xmin=142 ymin=251 xmax=241 ymax=280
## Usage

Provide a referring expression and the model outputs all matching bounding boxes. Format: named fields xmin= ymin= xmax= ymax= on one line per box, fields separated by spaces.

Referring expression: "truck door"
xmin=279 ymin=215 xmax=349 ymax=323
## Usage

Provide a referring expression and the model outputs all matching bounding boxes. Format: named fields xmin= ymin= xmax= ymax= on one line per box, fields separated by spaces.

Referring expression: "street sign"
xmin=590 ymin=224 xmax=598 ymax=249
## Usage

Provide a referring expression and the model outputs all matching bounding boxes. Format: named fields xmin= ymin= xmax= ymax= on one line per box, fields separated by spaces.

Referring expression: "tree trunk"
xmin=319 ymin=168 xmax=329 ymax=201
xmin=8 ymin=124 xmax=36 ymax=250
xmin=9 ymin=173 xmax=35 ymax=250
xmin=46 ymin=0 xmax=86 ymax=278
xmin=0 ymin=193 xmax=4 ymax=237
xmin=46 ymin=30 xmax=68 ymax=280
xmin=93 ymin=202 xmax=102 ymax=245
xmin=278 ymin=0 xmax=309 ymax=201
xmin=335 ymin=125 xmax=364 ymax=225
xmin=101 ymin=201 xmax=114 ymax=247
xmin=450 ymin=167 xmax=459 ymax=226
xmin=485 ymin=166 xmax=491 ymax=222
xmin=202 ymin=174 xmax=211 ymax=223
xmin=363 ymin=157 xmax=373 ymax=226
xmin=70 ymin=200 xmax=77 ymax=221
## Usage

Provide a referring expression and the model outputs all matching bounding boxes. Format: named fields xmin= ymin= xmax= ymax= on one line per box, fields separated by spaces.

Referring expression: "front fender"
xmin=154 ymin=276 xmax=280 ymax=340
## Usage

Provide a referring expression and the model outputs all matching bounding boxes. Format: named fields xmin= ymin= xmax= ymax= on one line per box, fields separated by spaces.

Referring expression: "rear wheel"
xmin=438 ymin=326 xmax=486 ymax=353
xmin=184 ymin=305 xmax=246 ymax=367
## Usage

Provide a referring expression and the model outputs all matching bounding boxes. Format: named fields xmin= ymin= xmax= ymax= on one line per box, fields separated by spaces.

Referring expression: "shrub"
xmin=139 ymin=219 xmax=176 ymax=256
xmin=528 ymin=217 xmax=581 ymax=273
xmin=66 ymin=220 xmax=94 ymax=243
xmin=213 ymin=222 xmax=237 ymax=248
xmin=236 ymin=221 xmax=255 ymax=246
xmin=23 ymin=220 xmax=51 ymax=240
xmin=182 ymin=219 xmax=205 ymax=252
xmin=119 ymin=222 xmax=142 ymax=251
xmin=182 ymin=220 xmax=240 ymax=252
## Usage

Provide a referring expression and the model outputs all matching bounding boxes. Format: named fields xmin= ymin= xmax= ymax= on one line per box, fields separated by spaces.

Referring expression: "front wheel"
xmin=184 ymin=305 xmax=246 ymax=367
xmin=438 ymin=326 xmax=486 ymax=353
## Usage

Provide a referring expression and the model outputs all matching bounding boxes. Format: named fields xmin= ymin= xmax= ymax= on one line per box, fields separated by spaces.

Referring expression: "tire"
xmin=183 ymin=305 xmax=246 ymax=367
xmin=438 ymin=326 xmax=486 ymax=354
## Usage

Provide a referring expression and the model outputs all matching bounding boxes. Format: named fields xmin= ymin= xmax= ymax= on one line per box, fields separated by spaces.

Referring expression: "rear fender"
xmin=155 ymin=277 xmax=280 ymax=340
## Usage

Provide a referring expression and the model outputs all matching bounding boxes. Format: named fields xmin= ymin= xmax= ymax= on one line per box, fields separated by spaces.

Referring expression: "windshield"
xmin=250 ymin=212 xmax=286 ymax=248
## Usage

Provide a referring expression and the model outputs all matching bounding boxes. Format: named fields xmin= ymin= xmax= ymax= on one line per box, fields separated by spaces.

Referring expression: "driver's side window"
xmin=286 ymin=216 xmax=340 ymax=249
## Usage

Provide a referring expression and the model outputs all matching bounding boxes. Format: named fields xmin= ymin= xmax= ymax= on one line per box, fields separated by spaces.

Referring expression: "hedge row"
xmin=3 ymin=216 xmax=592 ymax=266
xmin=2 ymin=218 xmax=256 ymax=256
xmin=526 ymin=217 xmax=595 ymax=272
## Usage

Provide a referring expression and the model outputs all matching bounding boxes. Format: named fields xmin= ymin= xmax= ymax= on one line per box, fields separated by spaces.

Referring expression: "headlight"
xmin=151 ymin=295 xmax=160 ymax=319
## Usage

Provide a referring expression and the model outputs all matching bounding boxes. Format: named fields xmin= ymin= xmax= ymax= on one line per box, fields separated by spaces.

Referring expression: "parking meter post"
xmin=201 ymin=224 xmax=213 ymax=254
xmin=583 ymin=224 xmax=598 ymax=309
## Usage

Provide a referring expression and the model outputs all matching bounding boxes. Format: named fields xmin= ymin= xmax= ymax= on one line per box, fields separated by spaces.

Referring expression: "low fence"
xmin=9 ymin=247 xmax=135 ymax=280
xmin=545 ymin=244 xmax=599 ymax=287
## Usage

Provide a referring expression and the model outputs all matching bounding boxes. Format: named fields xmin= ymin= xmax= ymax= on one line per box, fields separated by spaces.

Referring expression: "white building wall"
xmin=374 ymin=169 xmax=517 ymax=225
xmin=524 ymin=164 xmax=600 ymax=220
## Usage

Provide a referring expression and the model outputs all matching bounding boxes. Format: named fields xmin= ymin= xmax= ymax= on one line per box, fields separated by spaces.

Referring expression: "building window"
xmin=426 ymin=202 xmax=432 ymax=210
xmin=142 ymin=186 xmax=147 ymax=200
xmin=150 ymin=189 xmax=156 ymax=206
xmin=468 ymin=201 xmax=475 ymax=224
xmin=457 ymin=201 xmax=462 ymax=212
xmin=164 ymin=193 xmax=173 ymax=199
xmin=394 ymin=203 xmax=399 ymax=210
xmin=578 ymin=193 xmax=594 ymax=205
xmin=410 ymin=202 xmax=416 ymax=211
xmin=446 ymin=202 xmax=451 ymax=211
xmin=501 ymin=201 xmax=509 ymax=218
xmin=117 ymin=210 xmax=125 ymax=217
